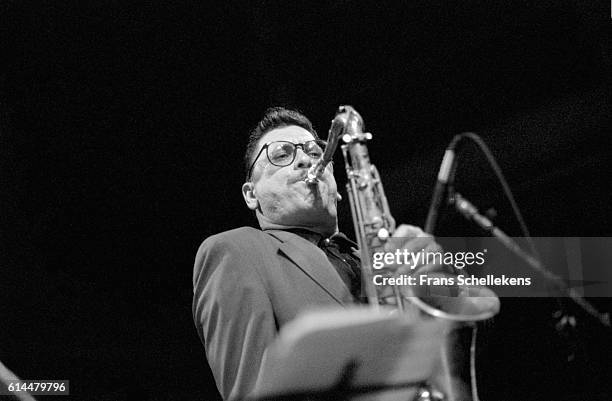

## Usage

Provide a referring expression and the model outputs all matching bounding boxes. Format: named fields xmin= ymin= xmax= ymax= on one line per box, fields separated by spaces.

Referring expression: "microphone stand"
xmin=449 ymin=191 xmax=610 ymax=328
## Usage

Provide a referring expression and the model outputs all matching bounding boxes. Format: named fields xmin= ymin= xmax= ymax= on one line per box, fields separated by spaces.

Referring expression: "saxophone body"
xmin=334 ymin=106 xmax=400 ymax=309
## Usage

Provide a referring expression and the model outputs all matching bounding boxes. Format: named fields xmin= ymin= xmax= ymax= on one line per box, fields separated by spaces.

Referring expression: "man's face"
xmin=245 ymin=125 xmax=338 ymax=233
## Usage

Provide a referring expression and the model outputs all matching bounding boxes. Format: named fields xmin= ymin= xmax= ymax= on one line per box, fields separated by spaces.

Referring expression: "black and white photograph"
xmin=1 ymin=2 xmax=611 ymax=400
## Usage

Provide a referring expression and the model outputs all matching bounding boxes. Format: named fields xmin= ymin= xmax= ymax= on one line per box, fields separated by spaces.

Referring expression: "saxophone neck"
xmin=305 ymin=106 xmax=351 ymax=183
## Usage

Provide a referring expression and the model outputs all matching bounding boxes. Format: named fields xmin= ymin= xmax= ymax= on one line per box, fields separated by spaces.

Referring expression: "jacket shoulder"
xmin=194 ymin=227 xmax=277 ymax=273
xmin=198 ymin=226 xmax=271 ymax=251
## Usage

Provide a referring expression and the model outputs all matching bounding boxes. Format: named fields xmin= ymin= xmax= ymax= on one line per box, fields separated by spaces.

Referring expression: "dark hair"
xmin=244 ymin=107 xmax=318 ymax=180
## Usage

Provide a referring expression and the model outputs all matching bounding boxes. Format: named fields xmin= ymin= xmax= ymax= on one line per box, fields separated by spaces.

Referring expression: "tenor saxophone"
xmin=307 ymin=105 xmax=403 ymax=308
xmin=322 ymin=105 xmax=499 ymax=401
xmin=335 ymin=106 xmax=400 ymax=309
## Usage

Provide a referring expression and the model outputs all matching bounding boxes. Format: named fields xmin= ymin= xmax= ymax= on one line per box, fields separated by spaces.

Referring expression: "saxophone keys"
xmin=377 ymin=227 xmax=390 ymax=240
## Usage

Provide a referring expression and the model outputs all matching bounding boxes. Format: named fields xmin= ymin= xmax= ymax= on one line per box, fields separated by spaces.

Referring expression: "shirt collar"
xmin=277 ymin=228 xmax=357 ymax=252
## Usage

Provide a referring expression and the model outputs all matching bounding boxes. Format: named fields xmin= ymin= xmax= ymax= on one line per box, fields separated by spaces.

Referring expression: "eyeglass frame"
xmin=246 ymin=139 xmax=327 ymax=181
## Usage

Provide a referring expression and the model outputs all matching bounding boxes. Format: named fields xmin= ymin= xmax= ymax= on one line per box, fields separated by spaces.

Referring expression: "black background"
xmin=1 ymin=1 xmax=611 ymax=400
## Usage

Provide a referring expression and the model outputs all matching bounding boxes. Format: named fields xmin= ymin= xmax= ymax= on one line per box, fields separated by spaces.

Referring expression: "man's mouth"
xmin=302 ymin=177 xmax=322 ymax=186
xmin=289 ymin=173 xmax=326 ymax=187
xmin=289 ymin=175 xmax=309 ymax=184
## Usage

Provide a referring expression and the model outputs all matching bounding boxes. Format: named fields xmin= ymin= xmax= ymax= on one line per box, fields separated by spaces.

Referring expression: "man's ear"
xmin=241 ymin=182 xmax=259 ymax=210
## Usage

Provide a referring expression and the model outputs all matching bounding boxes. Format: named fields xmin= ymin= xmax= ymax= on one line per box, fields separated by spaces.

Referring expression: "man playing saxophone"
xmin=192 ymin=107 xmax=443 ymax=400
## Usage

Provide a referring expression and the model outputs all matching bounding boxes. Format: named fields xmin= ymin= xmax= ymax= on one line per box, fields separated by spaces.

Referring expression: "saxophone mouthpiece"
xmin=305 ymin=169 xmax=319 ymax=184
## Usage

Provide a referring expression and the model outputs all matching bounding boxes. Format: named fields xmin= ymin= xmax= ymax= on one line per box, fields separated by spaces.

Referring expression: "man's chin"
xmin=282 ymin=203 xmax=331 ymax=221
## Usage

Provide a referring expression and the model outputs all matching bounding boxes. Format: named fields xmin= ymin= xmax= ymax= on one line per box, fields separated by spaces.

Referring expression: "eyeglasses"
xmin=247 ymin=140 xmax=326 ymax=180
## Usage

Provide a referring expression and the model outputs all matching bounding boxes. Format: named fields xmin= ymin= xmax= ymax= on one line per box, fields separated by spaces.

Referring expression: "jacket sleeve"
xmin=192 ymin=235 xmax=278 ymax=400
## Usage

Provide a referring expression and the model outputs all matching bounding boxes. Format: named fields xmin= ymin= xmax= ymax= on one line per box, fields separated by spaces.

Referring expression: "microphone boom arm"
xmin=451 ymin=192 xmax=610 ymax=328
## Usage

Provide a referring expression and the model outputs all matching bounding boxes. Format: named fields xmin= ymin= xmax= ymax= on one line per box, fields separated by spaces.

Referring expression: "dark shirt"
xmin=288 ymin=229 xmax=364 ymax=302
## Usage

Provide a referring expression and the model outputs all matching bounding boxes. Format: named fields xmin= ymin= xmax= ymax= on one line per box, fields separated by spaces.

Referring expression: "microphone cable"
xmin=446 ymin=132 xmax=540 ymax=260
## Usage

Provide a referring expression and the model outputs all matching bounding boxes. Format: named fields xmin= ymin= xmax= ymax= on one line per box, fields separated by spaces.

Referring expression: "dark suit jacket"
xmin=192 ymin=226 xmax=357 ymax=400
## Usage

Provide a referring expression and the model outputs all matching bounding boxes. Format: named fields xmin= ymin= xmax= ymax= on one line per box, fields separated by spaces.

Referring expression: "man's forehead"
xmin=258 ymin=125 xmax=315 ymax=148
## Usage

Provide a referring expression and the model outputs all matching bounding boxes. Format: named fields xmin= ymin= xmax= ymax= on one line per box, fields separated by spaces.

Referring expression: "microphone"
xmin=424 ymin=134 xmax=462 ymax=234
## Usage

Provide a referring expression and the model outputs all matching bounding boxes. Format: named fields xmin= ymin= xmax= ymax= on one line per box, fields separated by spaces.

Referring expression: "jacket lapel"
xmin=265 ymin=230 xmax=350 ymax=305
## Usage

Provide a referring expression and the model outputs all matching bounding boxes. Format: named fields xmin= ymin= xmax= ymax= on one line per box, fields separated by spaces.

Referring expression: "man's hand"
xmin=384 ymin=224 xmax=444 ymax=275
xmin=374 ymin=225 xmax=499 ymax=318
xmin=371 ymin=224 xmax=446 ymax=306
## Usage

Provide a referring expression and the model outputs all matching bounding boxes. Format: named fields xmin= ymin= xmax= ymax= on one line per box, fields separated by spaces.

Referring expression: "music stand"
xmin=249 ymin=307 xmax=450 ymax=401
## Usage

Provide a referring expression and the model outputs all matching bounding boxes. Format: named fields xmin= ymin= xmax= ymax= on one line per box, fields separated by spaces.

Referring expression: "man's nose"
xmin=294 ymin=148 xmax=313 ymax=169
